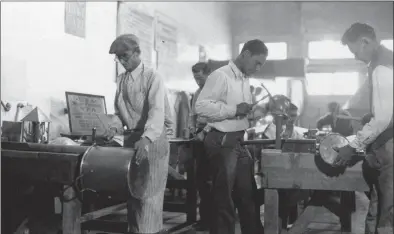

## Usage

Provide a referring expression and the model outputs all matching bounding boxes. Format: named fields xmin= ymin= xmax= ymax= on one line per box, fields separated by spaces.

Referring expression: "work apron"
xmin=124 ymin=127 xmax=169 ymax=234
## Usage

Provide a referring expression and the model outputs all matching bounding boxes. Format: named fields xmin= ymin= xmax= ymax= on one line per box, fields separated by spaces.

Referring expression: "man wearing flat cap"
xmin=109 ymin=34 xmax=169 ymax=234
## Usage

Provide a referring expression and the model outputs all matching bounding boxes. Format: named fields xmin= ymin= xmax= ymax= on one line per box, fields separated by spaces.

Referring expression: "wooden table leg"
xmin=62 ymin=186 xmax=81 ymax=234
xmin=186 ymin=144 xmax=197 ymax=223
xmin=264 ymin=189 xmax=281 ymax=234
xmin=340 ymin=192 xmax=352 ymax=232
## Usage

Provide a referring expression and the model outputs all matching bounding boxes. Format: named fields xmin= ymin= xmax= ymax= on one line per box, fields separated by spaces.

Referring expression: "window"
xmin=308 ymin=40 xmax=354 ymax=59
xmin=239 ymin=42 xmax=287 ymax=60
xmin=206 ymin=44 xmax=231 ymax=60
xmin=250 ymin=77 xmax=288 ymax=99
xmin=176 ymin=44 xmax=199 ymax=62
xmin=381 ymin=39 xmax=393 ymax=51
xmin=306 ymin=72 xmax=359 ymax=95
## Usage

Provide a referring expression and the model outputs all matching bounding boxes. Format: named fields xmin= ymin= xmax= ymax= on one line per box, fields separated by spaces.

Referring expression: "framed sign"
xmin=65 ymin=92 xmax=107 ymax=135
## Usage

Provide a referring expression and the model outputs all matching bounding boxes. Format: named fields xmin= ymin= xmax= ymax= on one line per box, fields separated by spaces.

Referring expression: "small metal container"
xmin=182 ymin=128 xmax=190 ymax=139
xmin=319 ymin=133 xmax=349 ymax=165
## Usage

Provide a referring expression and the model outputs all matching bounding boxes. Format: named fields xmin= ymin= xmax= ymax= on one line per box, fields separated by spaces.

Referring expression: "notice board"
xmin=65 ymin=92 xmax=107 ymax=135
xmin=155 ymin=11 xmax=178 ymax=81
xmin=117 ymin=3 xmax=155 ymax=72
xmin=64 ymin=2 xmax=86 ymax=38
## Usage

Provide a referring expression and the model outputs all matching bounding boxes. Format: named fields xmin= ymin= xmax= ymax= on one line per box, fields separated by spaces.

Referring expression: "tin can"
xmin=182 ymin=128 xmax=190 ymax=139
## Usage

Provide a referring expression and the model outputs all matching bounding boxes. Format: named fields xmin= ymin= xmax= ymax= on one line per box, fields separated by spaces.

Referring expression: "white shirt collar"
xmin=131 ymin=62 xmax=143 ymax=78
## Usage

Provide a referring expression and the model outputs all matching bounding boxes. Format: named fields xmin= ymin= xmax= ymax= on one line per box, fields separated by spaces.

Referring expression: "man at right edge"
xmin=334 ymin=23 xmax=393 ymax=234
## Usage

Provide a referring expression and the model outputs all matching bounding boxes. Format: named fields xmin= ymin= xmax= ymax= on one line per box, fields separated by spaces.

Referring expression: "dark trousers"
xmin=195 ymin=143 xmax=213 ymax=228
xmin=204 ymin=130 xmax=264 ymax=234
xmin=364 ymin=138 xmax=393 ymax=234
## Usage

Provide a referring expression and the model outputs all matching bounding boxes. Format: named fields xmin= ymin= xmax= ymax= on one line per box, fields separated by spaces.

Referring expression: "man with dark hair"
xmin=189 ymin=61 xmax=212 ymax=231
xmin=335 ymin=23 xmax=393 ymax=233
xmin=190 ymin=62 xmax=210 ymax=132
xmin=195 ymin=39 xmax=267 ymax=234
xmin=109 ymin=34 xmax=170 ymax=234
xmin=316 ymin=101 xmax=354 ymax=136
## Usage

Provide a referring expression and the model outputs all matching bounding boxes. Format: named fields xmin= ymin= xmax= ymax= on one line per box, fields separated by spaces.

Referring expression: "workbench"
xmin=248 ymin=139 xmax=369 ymax=234
xmin=1 ymin=139 xmax=199 ymax=234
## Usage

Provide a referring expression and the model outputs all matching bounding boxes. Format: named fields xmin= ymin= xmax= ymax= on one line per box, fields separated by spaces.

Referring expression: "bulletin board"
xmin=116 ymin=3 xmax=200 ymax=89
xmin=155 ymin=11 xmax=178 ymax=81
xmin=117 ymin=2 xmax=155 ymax=75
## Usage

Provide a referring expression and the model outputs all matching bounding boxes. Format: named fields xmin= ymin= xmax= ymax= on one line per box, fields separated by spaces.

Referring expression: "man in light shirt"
xmin=316 ymin=101 xmax=354 ymax=137
xmin=335 ymin=23 xmax=393 ymax=233
xmin=195 ymin=39 xmax=267 ymax=234
xmin=109 ymin=34 xmax=170 ymax=234
xmin=190 ymin=62 xmax=210 ymax=134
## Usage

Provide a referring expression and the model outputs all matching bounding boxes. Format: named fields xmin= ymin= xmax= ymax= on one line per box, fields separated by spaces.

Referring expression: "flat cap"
xmin=109 ymin=34 xmax=140 ymax=55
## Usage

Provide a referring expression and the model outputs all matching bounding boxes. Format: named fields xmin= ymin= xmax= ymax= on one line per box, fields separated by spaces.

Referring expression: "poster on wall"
xmin=117 ymin=3 xmax=155 ymax=76
xmin=155 ymin=11 xmax=178 ymax=82
xmin=64 ymin=2 xmax=86 ymax=38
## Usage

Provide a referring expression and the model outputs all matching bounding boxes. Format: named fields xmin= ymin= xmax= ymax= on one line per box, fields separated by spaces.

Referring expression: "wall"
xmin=1 ymin=2 xmax=118 ymax=116
xmin=1 ymin=2 xmax=231 ymax=138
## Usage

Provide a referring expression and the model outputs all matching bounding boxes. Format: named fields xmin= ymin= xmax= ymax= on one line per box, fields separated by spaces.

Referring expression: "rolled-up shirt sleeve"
xmin=349 ymin=65 xmax=393 ymax=150
xmin=142 ymin=72 xmax=165 ymax=142
xmin=195 ymin=71 xmax=237 ymax=122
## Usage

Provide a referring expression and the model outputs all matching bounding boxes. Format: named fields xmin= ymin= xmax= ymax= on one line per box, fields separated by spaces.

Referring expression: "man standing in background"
xmin=316 ymin=101 xmax=354 ymax=136
xmin=189 ymin=62 xmax=212 ymax=231
xmin=195 ymin=39 xmax=267 ymax=234
xmin=335 ymin=23 xmax=393 ymax=233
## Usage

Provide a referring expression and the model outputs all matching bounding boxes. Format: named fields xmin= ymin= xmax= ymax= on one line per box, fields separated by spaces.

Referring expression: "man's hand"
xmin=134 ymin=137 xmax=151 ymax=166
xmin=104 ymin=127 xmax=118 ymax=141
xmin=332 ymin=145 xmax=357 ymax=167
xmin=236 ymin=102 xmax=253 ymax=117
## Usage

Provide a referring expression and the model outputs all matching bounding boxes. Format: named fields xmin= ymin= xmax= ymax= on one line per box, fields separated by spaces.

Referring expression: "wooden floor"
xmin=90 ymin=191 xmax=369 ymax=234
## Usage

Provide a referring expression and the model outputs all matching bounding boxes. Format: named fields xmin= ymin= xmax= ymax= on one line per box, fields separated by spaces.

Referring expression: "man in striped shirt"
xmin=109 ymin=34 xmax=170 ymax=234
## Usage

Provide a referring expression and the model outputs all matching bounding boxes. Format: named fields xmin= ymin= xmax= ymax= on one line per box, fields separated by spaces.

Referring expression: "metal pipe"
xmin=241 ymin=139 xmax=316 ymax=146
xmin=1 ymin=142 xmax=89 ymax=154
xmin=275 ymin=115 xmax=284 ymax=149
xmin=241 ymin=139 xmax=276 ymax=145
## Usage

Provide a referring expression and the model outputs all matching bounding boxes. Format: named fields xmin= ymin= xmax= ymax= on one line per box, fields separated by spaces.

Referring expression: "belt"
xmin=124 ymin=129 xmax=144 ymax=134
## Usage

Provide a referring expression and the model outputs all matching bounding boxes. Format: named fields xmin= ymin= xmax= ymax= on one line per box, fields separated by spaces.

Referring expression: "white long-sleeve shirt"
xmin=195 ymin=61 xmax=252 ymax=132
xmin=349 ymin=65 xmax=393 ymax=151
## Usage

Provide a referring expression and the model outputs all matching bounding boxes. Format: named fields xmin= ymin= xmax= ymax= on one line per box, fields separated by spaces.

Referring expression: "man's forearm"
xmin=195 ymin=100 xmax=236 ymax=122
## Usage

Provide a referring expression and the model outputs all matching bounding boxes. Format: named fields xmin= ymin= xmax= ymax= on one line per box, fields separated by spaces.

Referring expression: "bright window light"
xmin=239 ymin=42 xmax=287 ymax=60
xmin=308 ymin=40 xmax=354 ymax=59
xmin=381 ymin=39 xmax=393 ymax=51
xmin=250 ymin=78 xmax=288 ymax=99
xmin=306 ymin=72 xmax=359 ymax=95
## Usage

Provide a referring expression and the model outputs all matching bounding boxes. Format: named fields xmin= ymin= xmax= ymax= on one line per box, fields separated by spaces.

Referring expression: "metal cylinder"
xmin=79 ymin=146 xmax=150 ymax=199
xmin=318 ymin=133 xmax=349 ymax=165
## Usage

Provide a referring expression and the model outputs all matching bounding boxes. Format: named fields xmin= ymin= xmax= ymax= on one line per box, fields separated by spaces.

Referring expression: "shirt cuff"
xmin=349 ymin=138 xmax=367 ymax=152
xmin=142 ymin=130 xmax=156 ymax=143
xmin=226 ymin=105 xmax=237 ymax=118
